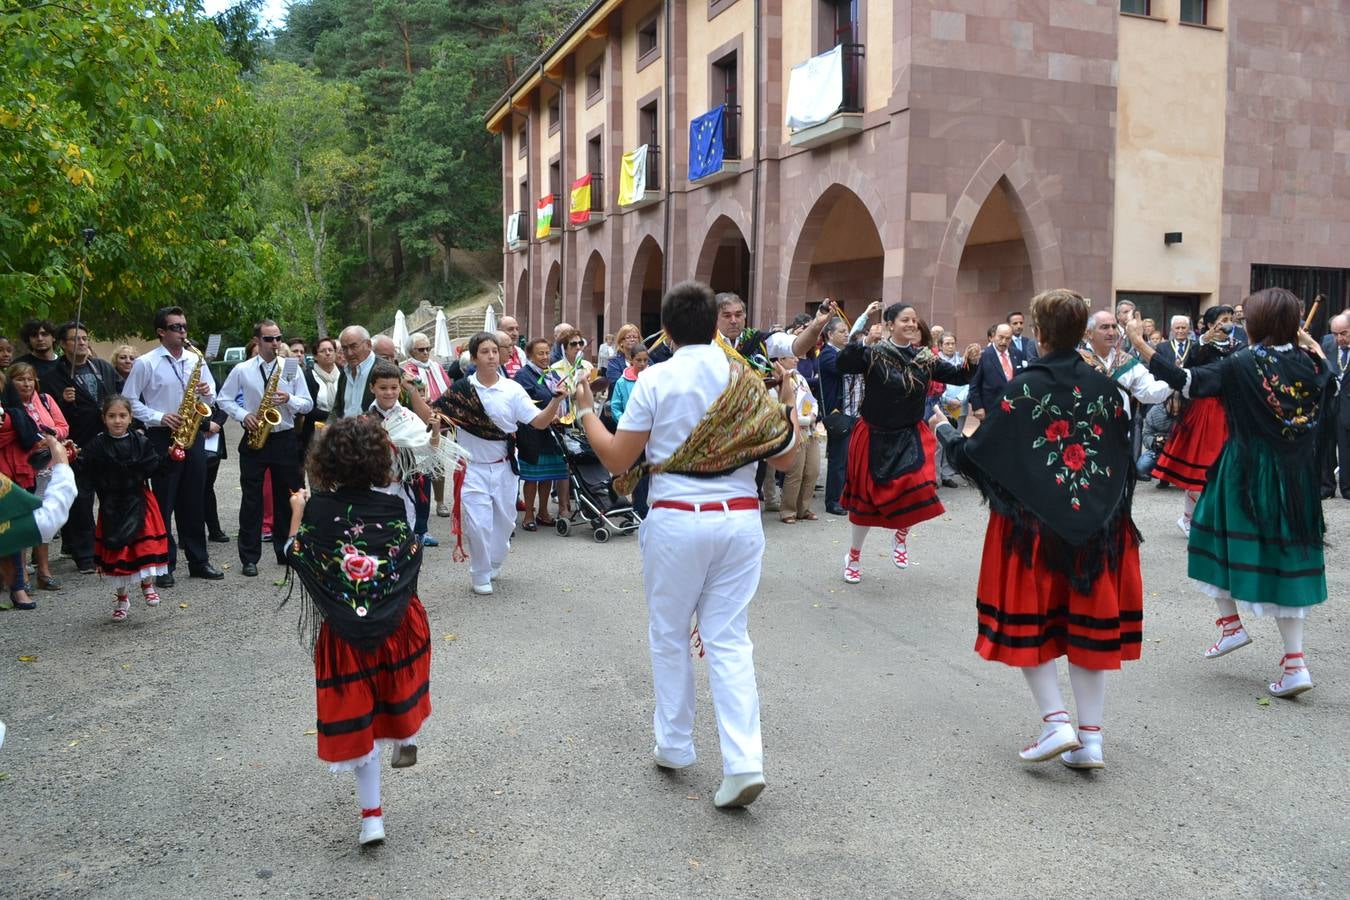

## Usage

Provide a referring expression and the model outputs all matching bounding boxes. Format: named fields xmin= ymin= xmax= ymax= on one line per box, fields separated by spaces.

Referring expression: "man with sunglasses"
xmin=121 ymin=306 xmax=224 ymax=585
xmin=218 ymin=320 xmax=313 ymax=576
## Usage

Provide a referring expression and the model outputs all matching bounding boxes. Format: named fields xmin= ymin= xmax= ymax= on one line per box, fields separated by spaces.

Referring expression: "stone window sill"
xmin=1178 ymin=19 xmax=1224 ymax=32
xmin=1119 ymin=12 xmax=1167 ymax=23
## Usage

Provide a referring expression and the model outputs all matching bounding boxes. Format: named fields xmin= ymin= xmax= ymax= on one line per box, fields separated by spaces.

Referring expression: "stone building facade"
xmin=487 ymin=0 xmax=1350 ymax=344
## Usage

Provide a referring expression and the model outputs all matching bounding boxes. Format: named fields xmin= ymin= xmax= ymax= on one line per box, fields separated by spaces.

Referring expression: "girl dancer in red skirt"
xmin=1152 ymin=305 xmax=1240 ymax=536
xmin=285 ymin=416 xmax=431 ymax=847
xmin=834 ymin=302 xmax=979 ymax=583
xmin=79 ymin=396 xmax=170 ymax=621
xmin=934 ymin=290 xmax=1143 ymax=770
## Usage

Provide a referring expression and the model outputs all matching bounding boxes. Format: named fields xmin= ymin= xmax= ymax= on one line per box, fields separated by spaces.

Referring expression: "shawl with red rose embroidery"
xmin=941 ymin=351 xmax=1137 ymax=592
xmin=284 ymin=488 xmax=423 ymax=654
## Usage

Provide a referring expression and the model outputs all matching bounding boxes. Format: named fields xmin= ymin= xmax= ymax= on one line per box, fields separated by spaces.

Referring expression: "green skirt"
xmin=1188 ymin=450 xmax=1325 ymax=608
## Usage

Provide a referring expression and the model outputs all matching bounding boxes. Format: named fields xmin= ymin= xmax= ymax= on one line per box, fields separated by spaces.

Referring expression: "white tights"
xmin=1021 ymin=660 xmax=1107 ymax=727
xmin=354 ymin=750 xmax=381 ymax=813
xmin=1214 ymin=598 xmax=1305 ymax=657
xmin=1183 ymin=490 xmax=1199 ymax=519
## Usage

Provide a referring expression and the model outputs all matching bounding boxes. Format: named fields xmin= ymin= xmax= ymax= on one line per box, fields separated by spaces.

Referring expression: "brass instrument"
xmin=247 ymin=358 xmax=284 ymax=450
xmin=168 ymin=340 xmax=212 ymax=461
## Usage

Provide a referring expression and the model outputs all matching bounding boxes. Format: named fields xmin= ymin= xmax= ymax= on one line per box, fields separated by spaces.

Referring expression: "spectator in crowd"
xmin=968 ymin=323 xmax=1023 ymax=421
xmin=608 ymin=344 xmax=649 ymax=423
xmin=1138 ymin=394 xmax=1181 ymax=481
xmin=1320 ymin=313 xmax=1350 ymax=499
xmin=499 ymin=317 xmax=526 ymax=378
xmin=929 ymin=324 xmax=945 ymax=351
xmin=772 ymin=345 xmax=821 ymax=524
xmin=373 ymin=335 xmax=399 ymax=364
xmin=514 ymin=338 xmax=569 ymax=531
xmin=308 ymin=337 xmax=340 ymax=433
xmin=1007 ymin=310 xmax=1039 ymax=361
xmin=403 ymin=332 xmax=453 ymax=518
xmin=596 ymin=332 xmax=616 ymax=375
xmin=335 ymin=326 xmax=376 ymax=418
xmin=0 ymin=434 xmax=76 ymax=611
xmin=16 ymin=319 xmax=63 ymax=387
xmin=0 ymin=361 xmax=71 ymax=599
xmin=47 ymin=321 xmax=119 ymax=574
xmin=1115 ymin=299 xmax=1138 ymax=326
xmin=0 ymin=336 xmax=13 ymax=370
xmin=112 ymin=345 xmax=137 ymax=392
xmin=605 ymin=324 xmax=643 ymax=382
xmin=1155 ymin=315 xmax=1197 ymax=367
xmin=549 ymin=322 xmax=575 ymax=363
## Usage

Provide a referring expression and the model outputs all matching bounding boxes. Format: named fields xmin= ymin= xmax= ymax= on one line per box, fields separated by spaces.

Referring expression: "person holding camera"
xmin=1137 ymin=394 xmax=1181 ymax=481
xmin=0 ymin=362 xmax=70 ymax=604
xmin=0 ymin=434 xmax=78 ymax=610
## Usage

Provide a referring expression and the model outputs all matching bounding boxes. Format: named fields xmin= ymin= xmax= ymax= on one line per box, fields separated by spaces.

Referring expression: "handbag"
xmin=823 ymin=409 xmax=856 ymax=436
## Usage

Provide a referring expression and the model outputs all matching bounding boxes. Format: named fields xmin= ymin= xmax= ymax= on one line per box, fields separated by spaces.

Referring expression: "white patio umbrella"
xmin=483 ymin=304 xmax=498 ymax=335
xmin=392 ymin=309 xmax=410 ymax=357
xmin=432 ymin=309 xmax=452 ymax=361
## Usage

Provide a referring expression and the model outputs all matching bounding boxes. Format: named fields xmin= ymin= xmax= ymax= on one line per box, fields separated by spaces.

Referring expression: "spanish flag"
xmin=569 ymin=174 xmax=592 ymax=225
xmin=535 ymin=195 xmax=555 ymax=239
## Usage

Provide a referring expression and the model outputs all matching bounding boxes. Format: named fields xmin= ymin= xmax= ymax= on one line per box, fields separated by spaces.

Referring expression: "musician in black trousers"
xmin=218 ymin=320 xmax=313 ymax=575
xmin=120 ymin=306 xmax=223 ymax=586
xmin=203 ymin=405 xmax=231 ymax=542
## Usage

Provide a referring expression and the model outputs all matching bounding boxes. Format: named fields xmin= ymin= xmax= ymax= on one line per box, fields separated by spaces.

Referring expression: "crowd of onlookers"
xmin=4 ymin=293 xmax=1344 ymax=610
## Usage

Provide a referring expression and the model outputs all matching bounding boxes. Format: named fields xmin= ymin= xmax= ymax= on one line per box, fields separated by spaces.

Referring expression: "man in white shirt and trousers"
xmin=573 ymin=281 xmax=798 ymax=809
xmin=218 ymin=319 xmax=313 ymax=576
xmin=120 ymin=305 xmax=224 ymax=586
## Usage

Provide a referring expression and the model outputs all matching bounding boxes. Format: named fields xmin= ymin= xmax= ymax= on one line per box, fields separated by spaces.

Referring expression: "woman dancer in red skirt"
xmin=1152 ymin=305 xmax=1240 ymax=536
xmin=285 ymin=416 xmax=431 ymax=847
xmin=934 ymin=290 xmax=1143 ymax=769
xmin=79 ymin=396 xmax=170 ymax=621
xmin=834 ymin=302 xmax=979 ymax=583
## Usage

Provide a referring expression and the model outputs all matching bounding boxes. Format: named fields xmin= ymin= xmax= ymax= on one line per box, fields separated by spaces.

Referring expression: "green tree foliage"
xmin=0 ymin=0 xmax=275 ymax=336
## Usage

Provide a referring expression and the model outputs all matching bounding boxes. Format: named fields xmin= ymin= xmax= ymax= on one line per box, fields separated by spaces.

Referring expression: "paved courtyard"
xmin=4 ymin=423 xmax=1347 ymax=898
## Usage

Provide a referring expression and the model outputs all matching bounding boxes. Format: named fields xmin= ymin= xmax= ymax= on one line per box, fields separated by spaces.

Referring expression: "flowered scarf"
xmin=614 ymin=361 xmax=793 ymax=495
xmin=284 ymin=488 xmax=422 ymax=654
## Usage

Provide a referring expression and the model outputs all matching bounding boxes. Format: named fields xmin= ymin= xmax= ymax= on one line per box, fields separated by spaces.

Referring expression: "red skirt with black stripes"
xmin=1152 ymin=396 xmax=1228 ymax=489
xmin=95 ymin=487 xmax=170 ymax=580
xmin=315 ymin=595 xmax=432 ymax=764
xmin=974 ymin=512 xmax=1143 ymax=671
xmin=841 ymin=419 xmax=944 ymax=529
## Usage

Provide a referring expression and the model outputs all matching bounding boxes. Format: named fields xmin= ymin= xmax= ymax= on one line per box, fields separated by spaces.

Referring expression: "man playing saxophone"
xmin=218 ymin=319 xmax=313 ymax=577
xmin=121 ymin=306 xmax=225 ymax=585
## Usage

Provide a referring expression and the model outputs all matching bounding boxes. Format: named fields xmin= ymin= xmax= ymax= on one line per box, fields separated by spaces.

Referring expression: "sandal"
xmin=521 ymin=520 xmax=538 ymax=532
xmin=536 ymin=513 xmax=556 ymax=527
xmin=142 ymin=586 xmax=161 ymax=608
xmin=800 ymin=511 xmax=818 ymax=521
xmin=112 ymin=596 xmax=130 ymax=622
xmin=36 ymin=574 xmax=61 ymax=591
xmin=780 ymin=515 xmax=797 ymax=524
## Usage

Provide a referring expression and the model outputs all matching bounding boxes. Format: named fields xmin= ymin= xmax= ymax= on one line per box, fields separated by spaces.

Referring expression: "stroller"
xmin=554 ymin=424 xmax=642 ymax=542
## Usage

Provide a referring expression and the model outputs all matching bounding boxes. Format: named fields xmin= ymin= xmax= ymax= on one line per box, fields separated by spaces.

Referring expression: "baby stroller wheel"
xmin=592 ymin=527 xmax=610 ymax=544
xmin=556 ymin=518 xmax=571 ymax=537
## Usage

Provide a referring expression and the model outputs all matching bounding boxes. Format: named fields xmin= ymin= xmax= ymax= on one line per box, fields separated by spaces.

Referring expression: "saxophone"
xmin=168 ymin=340 xmax=212 ymax=461
xmin=246 ymin=358 xmax=284 ymax=450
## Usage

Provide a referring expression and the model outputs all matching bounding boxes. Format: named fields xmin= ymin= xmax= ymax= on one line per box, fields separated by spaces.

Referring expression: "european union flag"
xmin=689 ymin=105 xmax=725 ymax=182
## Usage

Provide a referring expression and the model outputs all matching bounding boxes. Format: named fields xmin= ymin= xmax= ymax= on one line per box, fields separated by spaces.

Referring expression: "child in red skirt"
xmin=284 ymin=415 xmax=430 ymax=848
xmin=79 ymin=396 xmax=170 ymax=621
xmin=935 ymin=290 xmax=1143 ymax=770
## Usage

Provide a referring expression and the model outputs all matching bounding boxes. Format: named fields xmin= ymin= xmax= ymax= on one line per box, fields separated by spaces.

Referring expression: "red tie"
xmin=1000 ymin=351 xmax=1013 ymax=380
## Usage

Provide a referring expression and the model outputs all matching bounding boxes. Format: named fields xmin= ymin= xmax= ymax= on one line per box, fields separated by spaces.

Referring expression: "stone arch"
xmin=694 ymin=215 xmax=752 ymax=302
xmin=514 ymin=267 xmax=530 ymax=334
xmin=931 ymin=141 xmax=1065 ymax=317
xmin=780 ymin=164 xmax=896 ymax=318
xmin=782 ymin=183 xmax=887 ymax=325
xmin=578 ymin=250 xmax=606 ymax=343
xmin=626 ymin=235 xmax=665 ymax=338
xmin=543 ymin=261 xmax=562 ymax=327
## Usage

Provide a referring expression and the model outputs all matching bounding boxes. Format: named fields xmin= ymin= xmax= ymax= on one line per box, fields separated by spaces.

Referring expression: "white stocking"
xmin=850 ymin=523 xmax=869 ymax=552
xmin=1021 ymin=660 xmax=1066 ymax=719
xmin=354 ymin=752 xmax=382 ymax=813
xmin=1275 ymin=617 xmax=1305 ymax=658
xmin=1068 ymin=664 xmax=1107 ymax=728
xmin=1183 ymin=490 xmax=1198 ymax=518
xmin=1213 ymin=596 xmax=1239 ymax=619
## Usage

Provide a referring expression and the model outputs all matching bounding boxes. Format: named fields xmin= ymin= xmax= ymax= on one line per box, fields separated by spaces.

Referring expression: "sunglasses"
xmin=567 ymin=340 xmax=585 ymax=347
xmin=164 ymin=323 xmax=188 ymax=333
xmin=260 ymin=335 xmax=282 ymax=343
xmin=411 ymin=345 xmax=430 ymax=352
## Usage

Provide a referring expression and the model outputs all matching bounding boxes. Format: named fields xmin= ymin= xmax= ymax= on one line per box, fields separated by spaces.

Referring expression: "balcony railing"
xmin=646 ymin=145 xmax=661 ymax=192
xmin=512 ymin=211 xmax=528 ymax=243
xmin=588 ymin=174 xmax=604 ymax=211
xmin=840 ymin=43 xmax=864 ymax=113
xmin=722 ymin=105 xmax=741 ymax=160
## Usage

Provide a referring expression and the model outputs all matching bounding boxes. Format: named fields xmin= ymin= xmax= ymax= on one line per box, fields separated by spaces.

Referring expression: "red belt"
xmin=650 ymin=497 xmax=760 ymax=513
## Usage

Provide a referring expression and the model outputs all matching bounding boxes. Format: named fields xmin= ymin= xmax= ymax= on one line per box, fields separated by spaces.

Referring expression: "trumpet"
xmin=247 ymin=358 xmax=284 ymax=450
xmin=168 ymin=339 xmax=212 ymax=461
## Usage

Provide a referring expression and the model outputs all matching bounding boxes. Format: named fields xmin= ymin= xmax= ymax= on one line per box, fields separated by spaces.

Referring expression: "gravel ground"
xmin=3 ymin=421 xmax=1347 ymax=898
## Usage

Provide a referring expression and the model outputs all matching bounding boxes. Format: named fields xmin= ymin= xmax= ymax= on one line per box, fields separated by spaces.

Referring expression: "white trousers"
xmin=462 ymin=460 xmax=518 ymax=581
xmin=639 ymin=506 xmax=764 ymax=775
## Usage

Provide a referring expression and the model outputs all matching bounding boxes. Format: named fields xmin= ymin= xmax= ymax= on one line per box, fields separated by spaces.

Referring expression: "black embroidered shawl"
xmin=77 ymin=432 xmax=163 ymax=549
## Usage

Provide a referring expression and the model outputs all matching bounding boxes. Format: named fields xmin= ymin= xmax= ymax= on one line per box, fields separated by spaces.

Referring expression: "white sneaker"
xmin=1060 ymin=729 xmax=1104 ymax=770
xmin=489 ymin=566 xmax=502 ymax=581
xmin=1176 ymin=515 xmax=1192 ymax=537
xmin=653 ymin=747 xmax=694 ymax=770
xmin=1019 ymin=715 xmax=1081 ymax=763
xmin=359 ymin=815 xmax=385 ymax=846
xmin=436 ymin=502 xmax=451 ymax=518
xmin=714 ymin=772 xmax=766 ymax=808
xmin=472 ymin=581 xmax=493 ymax=595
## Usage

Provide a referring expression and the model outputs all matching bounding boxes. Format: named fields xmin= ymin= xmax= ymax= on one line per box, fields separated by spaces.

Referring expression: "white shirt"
xmin=1095 ymin=348 xmax=1174 ymax=406
xmin=456 ymin=373 xmax=540 ymax=464
xmin=34 ymin=464 xmax=76 ymax=541
xmin=620 ymin=343 xmax=789 ymax=504
xmin=342 ymin=354 xmax=377 ymax=419
xmin=218 ymin=355 xmax=313 ymax=432
xmin=121 ymin=344 xmax=217 ymax=427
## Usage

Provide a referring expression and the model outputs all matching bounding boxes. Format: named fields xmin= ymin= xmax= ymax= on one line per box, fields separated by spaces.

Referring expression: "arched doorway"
xmin=579 ymin=251 xmax=606 ymax=344
xmin=695 ymin=216 xmax=751 ymax=308
xmin=786 ymin=185 xmax=883 ymax=325
xmin=544 ymin=262 xmax=562 ymax=328
xmin=952 ymin=180 xmax=1033 ymax=346
xmin=629 ymin=236 xmax=664 ymax=339
xmin=515 ymin=268 xmax=530 ymax=339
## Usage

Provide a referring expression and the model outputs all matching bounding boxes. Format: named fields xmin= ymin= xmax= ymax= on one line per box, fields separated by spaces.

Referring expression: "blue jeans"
xmin=1136 ymin=450 xmax=1157 ymax=480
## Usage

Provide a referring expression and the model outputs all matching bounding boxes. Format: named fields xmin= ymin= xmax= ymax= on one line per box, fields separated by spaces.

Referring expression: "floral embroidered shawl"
xmin=285 ymin=488 xmax=422 ymax=653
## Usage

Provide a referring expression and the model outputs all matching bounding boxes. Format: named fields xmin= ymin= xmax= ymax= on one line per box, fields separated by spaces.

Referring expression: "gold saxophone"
xmin=247 ymin=358 xmax=284 ymax=450
xmin=168 ymin=340 xmax=212 ymax=461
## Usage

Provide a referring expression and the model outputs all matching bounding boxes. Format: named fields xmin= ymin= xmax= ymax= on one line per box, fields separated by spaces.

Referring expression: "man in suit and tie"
xmin=968 ymin=323 xmax=1022 ymax=421
xmin=1320 ymin=313 xmax=1350 ymax=499
xmin=1153 ymin=315 xmax=1198 ymax=368
xmin=1007 ymin=311 xmax=1038 ymax=361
